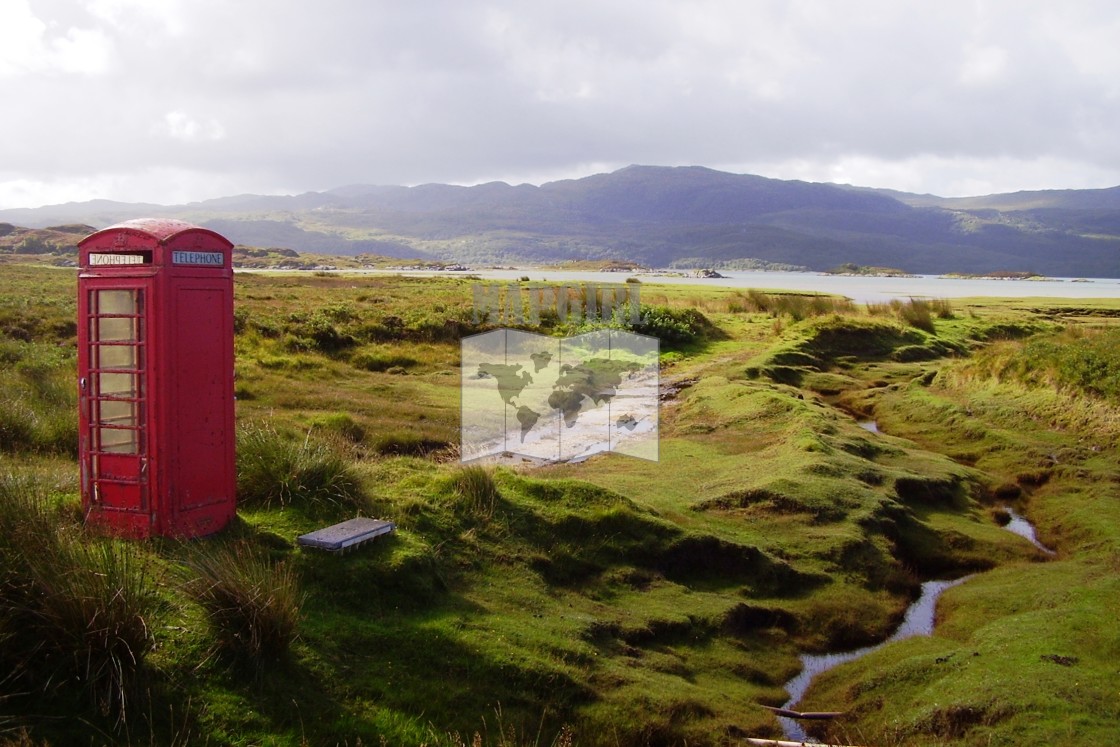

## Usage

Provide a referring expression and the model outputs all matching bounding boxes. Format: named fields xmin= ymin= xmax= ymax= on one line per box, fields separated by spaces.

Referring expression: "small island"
xmin=940 ymin=270 xmax=1060 ymax=281
xmin=824 ymin=262 xmax=915 ymax=277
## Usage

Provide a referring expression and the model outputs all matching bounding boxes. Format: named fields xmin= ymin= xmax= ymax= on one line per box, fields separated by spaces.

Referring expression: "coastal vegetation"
xmin=1 ymin=261 xmax=1118 ymax=745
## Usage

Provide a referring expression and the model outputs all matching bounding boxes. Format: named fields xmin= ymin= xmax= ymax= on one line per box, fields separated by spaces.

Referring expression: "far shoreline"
xmin=240 ymin=264 xmax=1120 ymax=305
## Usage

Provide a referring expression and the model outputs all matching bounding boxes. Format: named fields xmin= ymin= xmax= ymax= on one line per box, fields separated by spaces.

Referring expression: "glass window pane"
xmin=97 ymin=344 xmax=139 ymax=370
xmin=98 ymin=398 xmax=137 ymax=427
xmin=99 ymin=428 xmax=138 ymax=454
xmin=97 ymin=317 xmax=138 ymax=342
xmin=98 ymin=372 xmax=138 ymax=398
xmin=98 ymin=290 xmax=138 ymax=315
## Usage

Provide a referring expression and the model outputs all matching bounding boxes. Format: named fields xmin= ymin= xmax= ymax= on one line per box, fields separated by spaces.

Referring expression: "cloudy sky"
xmin=2 ymin=0 xmax=1119 ymax=209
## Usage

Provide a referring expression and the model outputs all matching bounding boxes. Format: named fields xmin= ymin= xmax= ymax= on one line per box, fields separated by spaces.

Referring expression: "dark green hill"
xmin=2 ymin=165 xmax=1118 ymax=276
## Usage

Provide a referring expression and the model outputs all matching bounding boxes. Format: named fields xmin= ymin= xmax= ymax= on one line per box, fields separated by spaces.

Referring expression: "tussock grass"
xmin=180 ymin=542 xmax=303 ymax=663
xmin=867 ymin=297 xmax=953 ymax=332
xmin=450 ymin=464 xmax=499 ymax=521
xmin=895 ymin=297 xmax=936 ymax=332
xmin=0 ymin=472 xmax=156 ymax=720
xmin=729 ymin=289 xmax=856 ymax=320
xmin=236 ymin=423 xmax=365 ymax=510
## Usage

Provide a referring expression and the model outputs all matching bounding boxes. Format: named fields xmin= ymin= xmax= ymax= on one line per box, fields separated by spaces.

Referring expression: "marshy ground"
xmin=1 ymin=262 xmax=1118 ymax=745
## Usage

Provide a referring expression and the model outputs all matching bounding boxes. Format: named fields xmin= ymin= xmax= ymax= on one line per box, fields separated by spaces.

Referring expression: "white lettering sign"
xmin=172 ymin=251 xmax=224 ymax=266
xmin=89 ymin=253 xmax=147 ymax=265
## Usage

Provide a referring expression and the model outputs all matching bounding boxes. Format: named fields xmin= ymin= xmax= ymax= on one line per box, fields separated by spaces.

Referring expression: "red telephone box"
xmin=78 ymin=218 xmax=236 ymax=538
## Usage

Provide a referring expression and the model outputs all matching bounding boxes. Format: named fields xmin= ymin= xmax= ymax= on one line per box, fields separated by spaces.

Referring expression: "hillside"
xmin=2 ymin=166 xmax=1119 ymax=276
xmin=0 ymin=222 xmax=94 ymax=258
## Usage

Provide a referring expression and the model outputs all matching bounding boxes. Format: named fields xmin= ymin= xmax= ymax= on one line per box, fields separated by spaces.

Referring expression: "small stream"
xmin=778 ymin=576 xmax=970 ymax=742
xmin=857 ymin=420 xmax=880 ymax=434
xmin=775 ymin=453 xmax=1056 ymax=741
xmin=1000 ymin=506 xmax=1057 ymax=555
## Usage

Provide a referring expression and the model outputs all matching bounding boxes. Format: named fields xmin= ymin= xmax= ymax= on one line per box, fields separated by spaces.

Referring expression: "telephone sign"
xmin=172 ymin=250 xmax=224 ymax=266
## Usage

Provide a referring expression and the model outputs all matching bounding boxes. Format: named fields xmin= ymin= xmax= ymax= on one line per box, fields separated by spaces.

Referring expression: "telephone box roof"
xmin=80 ymin=218 xmax=233 ymax=247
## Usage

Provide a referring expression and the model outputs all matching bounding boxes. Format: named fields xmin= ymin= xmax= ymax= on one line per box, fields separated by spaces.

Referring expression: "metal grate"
xmin=297 ymin=517 xmax=396 ymax=553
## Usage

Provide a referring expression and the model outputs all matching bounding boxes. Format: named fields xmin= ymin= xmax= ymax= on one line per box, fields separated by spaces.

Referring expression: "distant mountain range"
xmin=3 ymin=165 xmax=1118 ymax=276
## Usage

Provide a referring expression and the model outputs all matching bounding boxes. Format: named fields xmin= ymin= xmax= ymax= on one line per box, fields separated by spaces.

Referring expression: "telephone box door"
xmin=79 ymin=284 xmax=150 ymax=524
xmin=168 ymin=282 xmax=235 ymax=524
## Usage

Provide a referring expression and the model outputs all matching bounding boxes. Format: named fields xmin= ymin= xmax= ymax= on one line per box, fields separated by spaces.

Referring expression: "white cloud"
xmin=48 ymin=27 xmax=114 ymax=75
xmin=158 ymin=111 xmax=227 ymax=142
xmin=85 ymin=0 xmax=187 ymax=36
xmin=958 ymin=45 xmax=1009 ymax=86
xmin=0 ymin=0 xmax=113 ymax=76
xmin=0 ymin=1 xmax=48 ymax=76
xmin=2 ymin=0 xmax=1120 ymax=207
xmin=734 ymin=153 xmax=1120 ymax=198
xmin=0 ymin=166 xmax=288 ymax=209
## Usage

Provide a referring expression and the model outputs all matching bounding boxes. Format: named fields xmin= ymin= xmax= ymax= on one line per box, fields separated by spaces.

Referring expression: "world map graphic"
xmin=476 ymin=356 xmax=640 ymax=442
xmin=461 ymin=330 xmax=659 ymax=463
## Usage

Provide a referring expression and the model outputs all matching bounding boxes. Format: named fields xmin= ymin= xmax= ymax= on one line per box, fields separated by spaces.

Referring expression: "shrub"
xmin=14 ymin=236 xmax=55 ymax=254
xmin=232 ymin=308 xmax=250 ymax=334
xmin=282 ymin=312 xmax=356 ymax=353
xmin=631 ymin=306 xmax=712 ymax=346
xmin=310 ymin=412 xmax=366 ymax=444
xmin=181 ymin=543 xmax=303 ymax=663
xmin=1012 ymin=328 xmax=1120 ymax=402
xmin=351 ymin=348 xmax=419 ymax=372
xmin=236 ymin=423 xmax=365 ymax=510
xmin=371 ymin=430 xmax=450 ymax=457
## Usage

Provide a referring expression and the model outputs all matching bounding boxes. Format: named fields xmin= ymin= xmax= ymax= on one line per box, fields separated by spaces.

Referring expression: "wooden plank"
xmin=297 ymin=517 xmax=396 ymax=552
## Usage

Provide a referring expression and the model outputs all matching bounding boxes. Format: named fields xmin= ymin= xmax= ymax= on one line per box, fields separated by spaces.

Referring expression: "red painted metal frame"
xmin=78 ymin=219 xmax=236 ymax=538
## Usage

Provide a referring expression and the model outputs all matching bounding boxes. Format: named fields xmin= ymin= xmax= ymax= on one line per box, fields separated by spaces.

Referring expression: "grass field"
xmin=1 ymin=262 xmax=1118 ymax=745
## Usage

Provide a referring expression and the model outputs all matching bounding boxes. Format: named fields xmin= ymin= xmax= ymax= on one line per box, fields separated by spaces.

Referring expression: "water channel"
xmin=777 ymin=417 xmax=1055 ymax=740
xmin=775 ymin=503 xmax=1055 ymax=741
xmin=1000 ymin=506 xmax=1057 ymax=555
xmin=777 ymin=576 xmax=970 ymax=742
